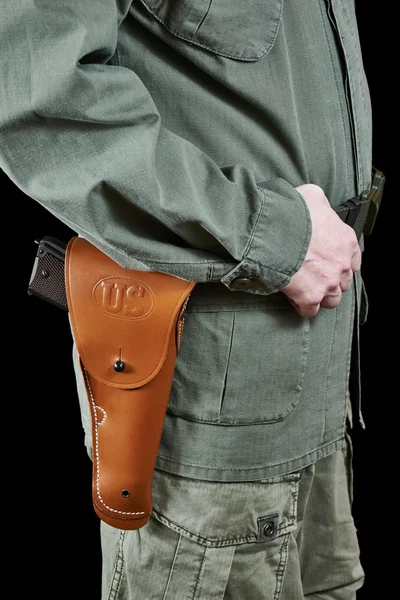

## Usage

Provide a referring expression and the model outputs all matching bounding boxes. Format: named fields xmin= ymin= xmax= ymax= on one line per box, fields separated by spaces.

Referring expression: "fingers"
xmin=351 ymin=243 xmax=362 ymax=273
xmin=339 ymin=269 xmax=353 ymax=292
xmin=338 ymin=237 xmax=361 ymax=293
xmin=320 ymin=287 xmax=342 ymax=309
xmin=288 ymin=277 xmax=354 ymax=317
xmin=287 ymin=297 xmax=321 ymax=318
xmin=282 ymin=213 xmax=363 ymax=318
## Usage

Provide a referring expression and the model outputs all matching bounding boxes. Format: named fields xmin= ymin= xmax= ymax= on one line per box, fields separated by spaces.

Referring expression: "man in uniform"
xmin=0 ymin=1 xmax=378 ymax=597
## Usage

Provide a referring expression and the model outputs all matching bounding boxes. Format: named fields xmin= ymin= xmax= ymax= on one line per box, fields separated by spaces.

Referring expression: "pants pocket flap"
xmin=151 ymin=469 xmax=299 ymax=547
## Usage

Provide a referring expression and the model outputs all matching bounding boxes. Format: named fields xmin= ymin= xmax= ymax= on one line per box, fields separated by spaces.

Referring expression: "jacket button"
xmin=232 ymin=277 xmax=258 ymax=289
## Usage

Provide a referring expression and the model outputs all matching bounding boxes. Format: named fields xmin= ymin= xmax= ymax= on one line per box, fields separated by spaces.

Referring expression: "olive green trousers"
xmin=101 ymin=437 xmax=364 ymax=599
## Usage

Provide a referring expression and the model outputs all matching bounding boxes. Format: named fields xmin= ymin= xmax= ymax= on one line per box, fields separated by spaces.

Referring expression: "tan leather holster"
xmin=65 ymin=237 xmax=196 ymax=530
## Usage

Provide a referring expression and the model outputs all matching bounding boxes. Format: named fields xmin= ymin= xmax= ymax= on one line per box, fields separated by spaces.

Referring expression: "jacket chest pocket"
xmin=138 ymin=0 xmax=283 ymax=60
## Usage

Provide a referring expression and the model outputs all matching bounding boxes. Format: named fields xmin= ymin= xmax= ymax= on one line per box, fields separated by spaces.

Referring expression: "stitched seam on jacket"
xmin=157 ymin=437 xmax=345 ymax=471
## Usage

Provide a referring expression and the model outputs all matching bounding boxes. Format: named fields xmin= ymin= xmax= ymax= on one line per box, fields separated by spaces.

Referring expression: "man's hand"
xmin=282 ymin=184 xmax=361 ymax=318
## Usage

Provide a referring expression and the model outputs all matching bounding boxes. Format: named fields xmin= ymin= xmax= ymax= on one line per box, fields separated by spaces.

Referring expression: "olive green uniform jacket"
xmin=0 ymin=0 xmax=372 ymax=480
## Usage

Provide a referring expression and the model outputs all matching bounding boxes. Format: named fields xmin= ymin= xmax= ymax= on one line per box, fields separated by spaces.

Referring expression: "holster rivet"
xmin=121 ymin=489 xmax=130 ymax=498
xmin=114 ymin=360 xmax=125 ymax=372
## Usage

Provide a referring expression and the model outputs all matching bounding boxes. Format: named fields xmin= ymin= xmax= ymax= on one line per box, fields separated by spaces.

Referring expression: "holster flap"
xmin=65 ymin=237 xmax=195 ymax=389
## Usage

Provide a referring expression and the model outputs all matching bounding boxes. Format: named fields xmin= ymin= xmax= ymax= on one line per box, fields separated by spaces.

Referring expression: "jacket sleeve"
xmin=0 ymin=0 xmax=311 ymax=294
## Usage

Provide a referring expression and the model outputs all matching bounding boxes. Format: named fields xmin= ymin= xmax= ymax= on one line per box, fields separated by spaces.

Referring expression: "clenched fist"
xmin=282 ymin=184 xmax=361 ymax=318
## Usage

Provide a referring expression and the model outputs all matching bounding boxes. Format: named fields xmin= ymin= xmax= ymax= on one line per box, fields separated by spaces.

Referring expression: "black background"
xmin=4 ymin=2 xmax=392 ymax=598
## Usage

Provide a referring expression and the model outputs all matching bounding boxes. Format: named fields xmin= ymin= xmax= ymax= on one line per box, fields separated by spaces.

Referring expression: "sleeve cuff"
xmin=221 ymin=178 xmax=312 ymax=294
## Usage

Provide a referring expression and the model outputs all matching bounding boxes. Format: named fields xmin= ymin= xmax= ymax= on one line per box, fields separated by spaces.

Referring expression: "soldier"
xmin=0 ymin=1 xmax=383 ymax=597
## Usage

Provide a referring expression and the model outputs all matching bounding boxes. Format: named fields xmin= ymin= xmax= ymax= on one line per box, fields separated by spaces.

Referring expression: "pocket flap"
xmin=65 ymin=237 xmax=195 ymax=389
xmin=151 ymin=469 xmax=299 ymax=547
xmin=138 ymin=0 xmax=283 ymax=61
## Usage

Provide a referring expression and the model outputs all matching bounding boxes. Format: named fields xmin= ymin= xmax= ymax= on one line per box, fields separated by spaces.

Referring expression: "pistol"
xmin=27 ymin=236 xmax=68 ymax=311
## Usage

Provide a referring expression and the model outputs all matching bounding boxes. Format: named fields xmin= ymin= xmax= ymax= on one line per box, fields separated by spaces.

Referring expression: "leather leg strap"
xmin=65 ymin=236 xmax=196 ymax=529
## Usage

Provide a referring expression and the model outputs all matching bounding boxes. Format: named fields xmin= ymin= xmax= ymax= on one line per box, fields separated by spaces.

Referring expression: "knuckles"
xmin=298 ymin=291 xmax=325 ymax=308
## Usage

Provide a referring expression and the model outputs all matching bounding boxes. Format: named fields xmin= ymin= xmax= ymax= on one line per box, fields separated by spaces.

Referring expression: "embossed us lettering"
xmin=93 ymin=277 xmax=154 ymax=319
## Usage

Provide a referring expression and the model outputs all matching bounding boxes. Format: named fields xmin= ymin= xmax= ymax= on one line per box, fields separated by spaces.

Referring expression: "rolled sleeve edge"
xmin=221 ymin=179 xmax=312 ymax=295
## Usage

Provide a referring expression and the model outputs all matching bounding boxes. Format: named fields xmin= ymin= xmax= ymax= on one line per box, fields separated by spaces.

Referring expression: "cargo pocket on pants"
xmin=150 ymin=468 xmax=300 ymax=599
